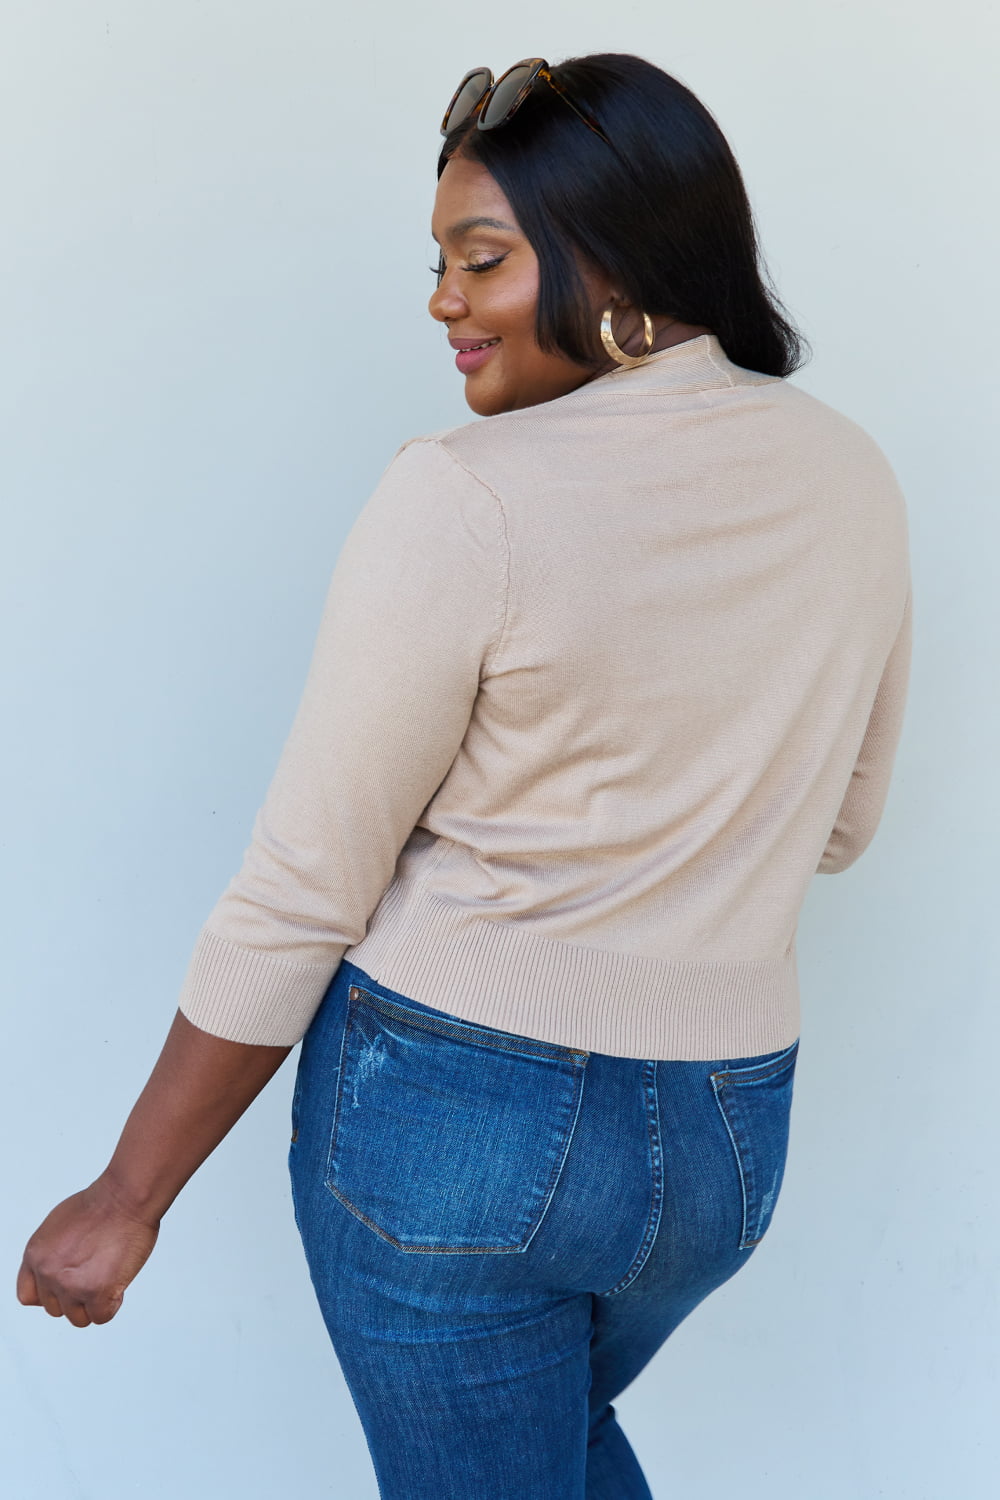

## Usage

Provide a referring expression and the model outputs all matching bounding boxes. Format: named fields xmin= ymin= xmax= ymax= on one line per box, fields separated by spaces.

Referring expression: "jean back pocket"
xmin=710 ymin=1040 xmax=798 ymax=1250
xmin=325 ymin=983 xmax=589 ymax=1254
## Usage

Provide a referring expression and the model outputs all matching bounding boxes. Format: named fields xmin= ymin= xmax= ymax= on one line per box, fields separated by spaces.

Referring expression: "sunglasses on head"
xmin=440 ymin=58 xmax=613 ymax=147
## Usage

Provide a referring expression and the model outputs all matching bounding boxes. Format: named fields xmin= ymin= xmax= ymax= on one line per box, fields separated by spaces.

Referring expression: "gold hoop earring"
xmin=600 ymin=304 xmax=655 ymax=368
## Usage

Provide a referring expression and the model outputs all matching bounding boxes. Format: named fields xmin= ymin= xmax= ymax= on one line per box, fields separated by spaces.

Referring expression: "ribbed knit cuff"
xmin=177 ymin=927 xmax=338 ymax=1045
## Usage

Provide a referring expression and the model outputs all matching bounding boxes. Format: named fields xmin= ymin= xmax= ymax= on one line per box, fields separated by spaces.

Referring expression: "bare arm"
xmin=17 ymin=1009 xmax=291 ymax=1328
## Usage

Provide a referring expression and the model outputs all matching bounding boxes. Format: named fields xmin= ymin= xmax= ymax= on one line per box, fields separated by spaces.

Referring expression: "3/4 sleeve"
xmin=817 ymin=581 xmax=913 ymax=874
xmin=177 ymin=437 xmax=509 ymax=1044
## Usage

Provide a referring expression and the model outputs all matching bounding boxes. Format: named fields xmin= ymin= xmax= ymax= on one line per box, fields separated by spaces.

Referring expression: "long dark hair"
xmin=438 ymin=53 xmax=808 ymax=377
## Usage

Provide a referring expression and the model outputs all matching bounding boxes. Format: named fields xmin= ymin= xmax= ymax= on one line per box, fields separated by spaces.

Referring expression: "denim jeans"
xmin=289 ymin=959 xmax=798 ymax=1500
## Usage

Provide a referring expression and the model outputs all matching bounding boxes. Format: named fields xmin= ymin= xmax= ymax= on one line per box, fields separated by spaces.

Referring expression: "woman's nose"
xmin=428 ymin=274 xmax=467 ymax=324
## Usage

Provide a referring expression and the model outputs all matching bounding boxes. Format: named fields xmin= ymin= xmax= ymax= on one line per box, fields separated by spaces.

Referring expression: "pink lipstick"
xmin=451 ymin=337 xmax=501 ymax=374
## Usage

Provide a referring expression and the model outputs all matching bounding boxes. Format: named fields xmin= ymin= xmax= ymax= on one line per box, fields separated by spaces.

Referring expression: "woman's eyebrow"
xmin=431 ymin=215 xmax=518 ymax=244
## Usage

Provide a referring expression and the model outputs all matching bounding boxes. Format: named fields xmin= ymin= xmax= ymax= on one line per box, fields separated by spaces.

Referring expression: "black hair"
xmin=437 ymin=53 xmax=808 ymax=377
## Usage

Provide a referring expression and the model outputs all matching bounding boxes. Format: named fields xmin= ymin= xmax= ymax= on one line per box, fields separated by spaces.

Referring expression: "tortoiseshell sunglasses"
xmin=440 ymin=58 xmax=612 ymax=147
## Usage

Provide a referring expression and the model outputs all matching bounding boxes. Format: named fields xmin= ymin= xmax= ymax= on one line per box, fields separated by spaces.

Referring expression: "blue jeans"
xmin=289 ymin=959 xmax=798 ymax=1499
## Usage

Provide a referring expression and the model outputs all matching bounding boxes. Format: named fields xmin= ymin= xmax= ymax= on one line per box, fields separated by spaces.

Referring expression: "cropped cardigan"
xmin=177 ymin=333 xmax=912 ymax=1058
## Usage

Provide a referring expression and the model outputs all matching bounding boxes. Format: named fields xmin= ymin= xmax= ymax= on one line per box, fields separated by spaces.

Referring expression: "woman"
xmin=17 ymin=53 xmax=912 ymax=1499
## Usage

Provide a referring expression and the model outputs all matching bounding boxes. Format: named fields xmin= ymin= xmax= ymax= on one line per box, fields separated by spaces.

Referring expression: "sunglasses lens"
xmin=442 ymin=69 xmax=492 ymax=134
xmin=479 ymin=63 xmax=536 ymax=129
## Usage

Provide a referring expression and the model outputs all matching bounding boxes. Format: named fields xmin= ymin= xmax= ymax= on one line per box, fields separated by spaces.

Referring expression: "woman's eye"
xmin=428 ymin=255 xmax=506 ymax=282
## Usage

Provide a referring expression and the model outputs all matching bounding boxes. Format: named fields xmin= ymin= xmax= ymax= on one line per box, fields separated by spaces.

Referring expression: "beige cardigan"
xmin=178 ymin=333 xmax=912 ymax=1058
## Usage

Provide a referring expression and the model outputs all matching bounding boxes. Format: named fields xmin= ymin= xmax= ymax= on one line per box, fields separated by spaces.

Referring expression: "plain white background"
xmin=2 ymin=3 xmax=997 ymax=1496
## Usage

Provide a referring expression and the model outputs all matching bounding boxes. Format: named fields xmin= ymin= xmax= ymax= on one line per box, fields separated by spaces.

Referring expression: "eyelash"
xmin=429 ymin=255 xmax=506 ymax=283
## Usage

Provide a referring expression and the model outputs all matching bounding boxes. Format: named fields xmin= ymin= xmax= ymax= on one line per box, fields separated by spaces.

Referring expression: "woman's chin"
xmin=464 ymin=380 xmax=511 ymax=417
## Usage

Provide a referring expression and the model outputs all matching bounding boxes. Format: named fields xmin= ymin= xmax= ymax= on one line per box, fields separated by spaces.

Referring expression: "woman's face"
xmin=428 ymin=154 xmax=615 ymax=416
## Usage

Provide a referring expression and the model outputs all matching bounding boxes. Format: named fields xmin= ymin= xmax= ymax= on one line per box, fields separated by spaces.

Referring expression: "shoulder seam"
xmin=704 ymin=344 xmax=736 ymax=389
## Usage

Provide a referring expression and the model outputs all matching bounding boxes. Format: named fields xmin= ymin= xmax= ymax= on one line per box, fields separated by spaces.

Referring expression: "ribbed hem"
xmin=178 ymin=927 xmax=337 ymax=1045
xmin=344 ymin=886 xmax=799 ymax=1061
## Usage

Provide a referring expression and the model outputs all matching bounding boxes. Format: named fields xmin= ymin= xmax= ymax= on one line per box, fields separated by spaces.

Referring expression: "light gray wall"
xmin=3 ymin=3 xmax=996 ymax=1496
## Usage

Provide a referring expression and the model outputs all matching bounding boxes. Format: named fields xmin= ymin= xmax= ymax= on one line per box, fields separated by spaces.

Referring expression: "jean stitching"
xmin=350 ymin=983 xmax=590 ymax=1065
xmin=323 ymin=1184 xmax=530 ymax=1254
xmin=710 ymin=1075 xmax=752 ymax=1249
xmin=709 ymin=1040 xmax=798 ymax=1250
xmin=710 ymin=1039 xmax=798 ymax=1088
xmin=597 ymin=1059 xmax=663 ymax=1296
xmin=518 ymin=1059 xmax=589 ymax=1254
xmin=323 ymin=991 xmax=588 ymax=1254
xmin=323 ymin=997 xmax=360 ymax=1200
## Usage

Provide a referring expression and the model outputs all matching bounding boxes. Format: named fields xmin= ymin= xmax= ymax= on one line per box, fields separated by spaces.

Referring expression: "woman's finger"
xmin=40 ymin=1289 xmax=65 ymax=1319
xmin=15 ymin=1261 xmax=41 ymax=1307
xmin=88 ymin=1289 xmax=124 ymax=1326
xmin=64 ymin=1301 xmax=93 ymax=1329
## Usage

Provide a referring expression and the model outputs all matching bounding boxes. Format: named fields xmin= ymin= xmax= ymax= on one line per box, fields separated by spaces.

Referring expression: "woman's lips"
xmin=455 ymin=339 xmax=500 ymax=374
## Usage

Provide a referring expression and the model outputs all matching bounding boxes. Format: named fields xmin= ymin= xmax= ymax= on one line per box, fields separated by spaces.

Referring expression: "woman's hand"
xmin=17 ymin=1174 xmax=159 ymax=1328
xmin=16 ymin=1007 xmax=292 ymax=1329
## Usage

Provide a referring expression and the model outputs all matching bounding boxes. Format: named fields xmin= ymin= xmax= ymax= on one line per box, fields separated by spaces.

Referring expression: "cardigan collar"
xmin=569 ymin=332 xmax=777 ymax=399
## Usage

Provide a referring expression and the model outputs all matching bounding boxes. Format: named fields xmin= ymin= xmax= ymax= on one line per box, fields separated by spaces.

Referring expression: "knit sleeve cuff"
xmin=177 ymin=926 xmax=339 ymax=1046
